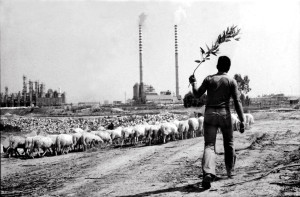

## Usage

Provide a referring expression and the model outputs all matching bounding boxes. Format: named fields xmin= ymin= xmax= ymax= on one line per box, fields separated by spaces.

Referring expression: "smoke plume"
xmin=139 ymin=13 xmax=147 ymax=26
xmin=174 ymin=6 xmax=187 ymax=24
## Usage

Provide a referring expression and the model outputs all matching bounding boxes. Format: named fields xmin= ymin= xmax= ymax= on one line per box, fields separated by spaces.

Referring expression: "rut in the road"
xmin=1 ymin=148 xmax=113 ymax=197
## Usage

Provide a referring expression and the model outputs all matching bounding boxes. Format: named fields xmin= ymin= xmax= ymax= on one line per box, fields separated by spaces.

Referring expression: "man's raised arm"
xmin=189 ymin=75 xmax=207 ymax=98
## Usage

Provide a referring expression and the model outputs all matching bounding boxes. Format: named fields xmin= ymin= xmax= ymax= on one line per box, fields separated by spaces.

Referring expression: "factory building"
xmin=0 ymin=75 xmax=66 ymax=107
xmin=146 ymin=90 xmax=180 ymax=104
xmin=133 ymin=83 xmax=180 ymax=104
xmin=133 ymin=16 xmax=181 ymax=104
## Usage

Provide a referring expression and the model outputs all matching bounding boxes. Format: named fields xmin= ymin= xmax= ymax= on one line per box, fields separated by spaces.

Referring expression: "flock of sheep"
xmin=2 ymin=112 xmax=254 ymax=159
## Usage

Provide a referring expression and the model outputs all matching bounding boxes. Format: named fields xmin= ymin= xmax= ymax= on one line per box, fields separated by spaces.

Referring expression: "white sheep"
xmin=188 ymin=118 xmax=200 ymax=138
xmin=178 ymin=120 xmax=189 ymax=140
xmin=244 ymin=113 xmax=254 ymax=129
xmin=91 ymin=130 xmax=112 ymax=145
xmin=80 ymin=132 xmax=103 ymax=151
xmin=29 ymin=135 xmax=53 ymax=158
xmin=120 ymin=127 xmax=134 ymax=146
xmin=71 ymin=132 xmax=83 ymax=151
xmin=160 ymin=122 xmax=178 ymax=143
xmin=197 ymin=116 xmax=204 ymax=137
xmin=6 ymin=135 xmax=26 ymax=157
xmin=24 ymin=136 xmax=35 ymax=157
xmin=147 ymin=124 xmax=161 ymax=145
xmin=55 ymin=134 xmax=74 ymax=155
xmin=47 ymin=134 xmax=59 ymax=154
xmin=132 ymin=124 xmax=150 ymax=145
xmin=231 ymin=114 xmax=241 ymax=132
xmin=109 ymin=127 xmax=123 ymax=145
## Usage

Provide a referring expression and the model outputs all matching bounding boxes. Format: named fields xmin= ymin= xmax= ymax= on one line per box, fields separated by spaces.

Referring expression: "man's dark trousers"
xmin=202 ymin=107 xmax=236 ymax=176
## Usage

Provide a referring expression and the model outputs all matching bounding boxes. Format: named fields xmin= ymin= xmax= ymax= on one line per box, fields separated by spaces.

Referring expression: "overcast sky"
xmin=1 ymin=0 xmax=300 ymax=103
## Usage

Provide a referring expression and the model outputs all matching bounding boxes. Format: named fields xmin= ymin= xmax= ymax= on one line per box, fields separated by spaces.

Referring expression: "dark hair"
xmin=216 ymin=56 xmax=231 ymax=72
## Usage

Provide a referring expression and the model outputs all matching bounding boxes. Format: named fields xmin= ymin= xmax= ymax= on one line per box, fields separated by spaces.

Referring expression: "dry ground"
xmin=1 ymin=111 xmax=300 ymax=197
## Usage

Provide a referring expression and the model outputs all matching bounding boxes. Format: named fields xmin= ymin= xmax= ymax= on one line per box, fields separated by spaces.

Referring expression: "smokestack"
xmin=139 ymin=24 xmax=143 ymax=100
xmin=138 ymin=13 xmax=146 ymax=103
xmin=17 ymin=91 xmax=21 ymax=107
xmin=175 ymin=25 xmax=179 ymax=98
xmin=22 ymin=75 xmax=27 ymax=99
xmin=5 ymin=86 xmax=8 ymax=96
xmin=35 ymin=81 xmax=39 ymax=95
xmin=29 ymin=80 xmax=33 ymax=105
xmin=5 ymin=87 xmax=8 ymax=107
xmin=40 ymin=83 xmax=45 ymax=97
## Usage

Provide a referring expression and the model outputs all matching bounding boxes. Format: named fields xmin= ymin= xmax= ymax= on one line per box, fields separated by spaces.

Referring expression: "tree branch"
xmin=193 ymin=25 xmax=241 ymax=74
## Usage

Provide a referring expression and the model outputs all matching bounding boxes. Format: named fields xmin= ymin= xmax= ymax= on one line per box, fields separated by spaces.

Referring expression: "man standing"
xmin=189 ymin=56 xmax=245 ymax=189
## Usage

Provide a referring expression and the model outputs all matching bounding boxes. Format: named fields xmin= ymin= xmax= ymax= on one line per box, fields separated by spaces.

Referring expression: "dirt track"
xmin=1 ymin=112 xmax=300 ymax=197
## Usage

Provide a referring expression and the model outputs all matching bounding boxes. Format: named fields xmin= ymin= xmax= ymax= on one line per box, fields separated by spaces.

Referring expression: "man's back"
xmin=205 ymin=73 xmax=234 ymax=108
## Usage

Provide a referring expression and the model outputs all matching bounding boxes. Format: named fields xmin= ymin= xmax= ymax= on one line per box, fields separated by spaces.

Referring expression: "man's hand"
xmin=239 ymin=122 xmax=245 ymax=133
xmin=189 ymin=75 xmax=196 ymax=84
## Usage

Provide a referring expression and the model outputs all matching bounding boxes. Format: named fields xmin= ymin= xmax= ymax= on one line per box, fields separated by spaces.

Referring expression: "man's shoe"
xmin=202 ymin=174 xmax=213 ymax=189
xmin=227 ymin=171 xmax=236 ymax=178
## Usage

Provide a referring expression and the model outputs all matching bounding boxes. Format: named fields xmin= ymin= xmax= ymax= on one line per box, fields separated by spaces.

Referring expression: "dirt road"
xmin=1 ymin=111 xmax=300 ymax=197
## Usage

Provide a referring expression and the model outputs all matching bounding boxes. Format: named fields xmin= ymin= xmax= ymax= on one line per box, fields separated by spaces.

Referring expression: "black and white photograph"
xmin=1 ymin=0 xmax=300 ymax=196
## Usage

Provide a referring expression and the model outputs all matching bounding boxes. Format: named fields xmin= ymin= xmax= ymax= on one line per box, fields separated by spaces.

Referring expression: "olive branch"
xmin=192 ymin=25 xmax=241 ymax=75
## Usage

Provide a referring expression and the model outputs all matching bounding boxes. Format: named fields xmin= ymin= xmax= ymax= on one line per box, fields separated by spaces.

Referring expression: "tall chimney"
xmin=139 ymin=24 xmax=144 ymax=102
xmin=35 ymin=81 xmax=39 ymax=95
xmin=40 ymin=83 xmax=45 ymax=97
xmin=5 ymin=87 xmax=8 ymax=107
xmin=175 ymin=25 xmax=179 ymax=98
xmin=22 ymin=75 xmax=27 ymax=99
xmin=29 ymin=80 xmax=33 ymax=105
xmin=5 ymin=86 xmax=8 ymax=96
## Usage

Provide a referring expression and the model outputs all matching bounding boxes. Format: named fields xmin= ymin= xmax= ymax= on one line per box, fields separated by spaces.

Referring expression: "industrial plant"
xmin=133 ymin=14 xmax=181 ymax=104
xmin=0 ymin=75 xmax=66 ymax=107
xmin=2 ymin=14 xmax=184 ymax=107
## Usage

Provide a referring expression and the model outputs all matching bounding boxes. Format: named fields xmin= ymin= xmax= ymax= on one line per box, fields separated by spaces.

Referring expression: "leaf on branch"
xmin=200 ymin=47 xmax=205 ymax=54
xmin=217 ymin=35 xmax=221 ymax=43
xmin=206 ymin=44 xmax=210 ymax=51
xmin=195 ymin=60 xmax=201 ymax=63
xmin=235 ymin=38 xmax=240 ymax=41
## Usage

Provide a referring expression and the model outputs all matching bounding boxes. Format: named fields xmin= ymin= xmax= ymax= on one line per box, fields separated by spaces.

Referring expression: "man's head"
xmin=216 ymin=56 xmax=231 ymax=72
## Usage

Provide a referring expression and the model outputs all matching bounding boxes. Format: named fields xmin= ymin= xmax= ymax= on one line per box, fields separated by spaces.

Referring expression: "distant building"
xmin=146 ymin=90 xmax=181 ymax=104
xmin=0 ymin=75 xmax=66 ymax=107
xmin=113 ymin=101 xmax=122 ymax=105
xmin=133 ymin=83 xmax=140 ymax=101
xmin=133 ymin=83 xmax=157 ymax=103
xmin=126 ymin=99 xmax=134 ymax=105
xmin=133 ymin=82 xmax=182 ymax=104
xmin=160 ymin=90 xmax=172 ymax=95
xmin=288 ymin=97 xmax=299 ymax=105
xmin=144 ymin=84 xmax=157 ymax=95
xmin=250 ymin=94 xmax=289 ymax=105
xmin=78 ymin=102 xmax=101 ymax=107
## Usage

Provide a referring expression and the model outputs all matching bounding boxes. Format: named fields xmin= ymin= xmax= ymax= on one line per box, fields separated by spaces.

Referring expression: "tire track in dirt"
xmin=1 ymin=148 xmax=124 ymax=197
xmin=50 ymin=137 xmax=205 ymax=197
